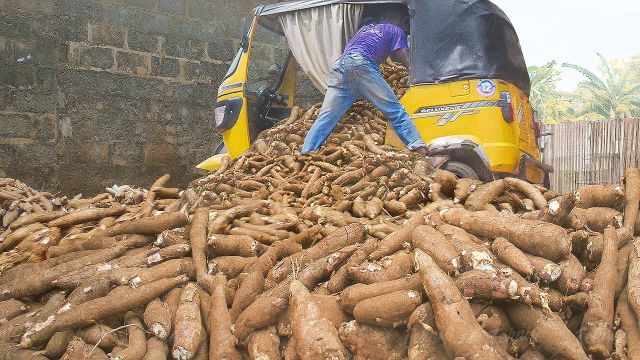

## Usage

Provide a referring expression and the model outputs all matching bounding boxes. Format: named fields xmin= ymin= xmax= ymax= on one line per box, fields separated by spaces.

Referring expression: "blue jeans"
xmin=301 ymin=53 xmax=427 ymax=154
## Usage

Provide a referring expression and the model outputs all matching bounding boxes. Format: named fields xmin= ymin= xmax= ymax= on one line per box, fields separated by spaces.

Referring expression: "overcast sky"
xmin=491 ymin=0 xmax=639 ymax=91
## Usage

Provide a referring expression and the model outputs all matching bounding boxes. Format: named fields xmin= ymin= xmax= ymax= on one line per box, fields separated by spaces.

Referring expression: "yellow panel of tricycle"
xmin=217 ymin=93 xmax=251 ymax=159
xmin=386 ymin=78 xmax=542 ymax=176
xmin=196 ymin=153 xmax=229 ymax=171
xmin=215 ymin=19 xmax=256 ymax=160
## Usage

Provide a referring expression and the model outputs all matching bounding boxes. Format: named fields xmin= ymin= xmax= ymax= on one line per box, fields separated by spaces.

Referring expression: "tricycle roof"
xmin=255 ymin=0 xmax=530 ymax=95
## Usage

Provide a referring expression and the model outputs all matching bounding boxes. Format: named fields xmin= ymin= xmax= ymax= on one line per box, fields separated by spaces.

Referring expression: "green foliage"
xmin=630 ymin=56 xmax=640 ymax=117
xmin=527 ymin=61 xmax=575 ymax=124
xmin=562 ymin=54 xmax=640 ymax=119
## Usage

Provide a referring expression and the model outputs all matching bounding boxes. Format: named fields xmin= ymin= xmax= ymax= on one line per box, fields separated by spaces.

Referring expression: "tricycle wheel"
xmin=442 ymin=161 xmax=479 ymax=180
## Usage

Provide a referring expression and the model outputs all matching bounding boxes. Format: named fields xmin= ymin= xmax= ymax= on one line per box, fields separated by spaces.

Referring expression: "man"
xmin=301 ymin=6 xmax=428 ymax=155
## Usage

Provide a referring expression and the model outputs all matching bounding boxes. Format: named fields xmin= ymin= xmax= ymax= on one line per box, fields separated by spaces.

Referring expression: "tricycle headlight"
xmin=214 ymin=106 xmax=227 ymax=128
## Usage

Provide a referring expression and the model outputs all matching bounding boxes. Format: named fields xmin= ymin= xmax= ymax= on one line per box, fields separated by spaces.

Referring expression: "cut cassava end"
xmin=207 ymin=234 xmax=266 ymax=257
xmin=454 ymin=269 xmax=518 ymax=301
xmin=411 ymin=225 xmax=460 ymax=274
xmin=437 ymin=223 xmax=493 ymax=271
xmin=525 ymin=254 xmax=562 ymax=283
xmin=143 ymin=297 xmax=172 ymax=340
xmin=347 ymin=250 xmax=413 ymax=284
xmin=172 ymin=282 xmax=202 ymax=360
xmin=454 ymin=178 xmax=478 ymax=204
xmin=540 ymin=193 xmax=576 ymax=226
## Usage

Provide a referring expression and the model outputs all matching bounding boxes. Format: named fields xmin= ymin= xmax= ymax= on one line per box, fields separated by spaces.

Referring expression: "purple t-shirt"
xmin=343 ymin=23 xmax=408 ymax=64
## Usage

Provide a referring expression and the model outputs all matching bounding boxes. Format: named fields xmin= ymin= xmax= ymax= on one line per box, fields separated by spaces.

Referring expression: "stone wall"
xmin=0 ymin=0 xmax=323 ymax=195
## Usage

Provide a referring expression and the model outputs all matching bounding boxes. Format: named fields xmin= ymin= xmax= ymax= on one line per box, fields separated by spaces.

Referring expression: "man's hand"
xmin=391 ymin=48 xmax=410 ymax=68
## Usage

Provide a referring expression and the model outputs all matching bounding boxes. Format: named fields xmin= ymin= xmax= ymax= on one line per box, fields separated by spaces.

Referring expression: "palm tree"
xmin=528 ymin=61 xmax=574 ymax=124
xmin=563 ymin=54 xmax=640 ymax=119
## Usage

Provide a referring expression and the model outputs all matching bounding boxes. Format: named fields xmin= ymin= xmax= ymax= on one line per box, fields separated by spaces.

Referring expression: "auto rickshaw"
xmin=199 ymin=0 xmax=553 ymax=185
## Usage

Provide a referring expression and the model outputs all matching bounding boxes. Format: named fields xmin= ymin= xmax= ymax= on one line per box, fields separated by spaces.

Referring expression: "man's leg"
xmin=353 ymin=63 xmax=427 ymax=151
xmin=301 ymin=83 xmax=355 ymax=154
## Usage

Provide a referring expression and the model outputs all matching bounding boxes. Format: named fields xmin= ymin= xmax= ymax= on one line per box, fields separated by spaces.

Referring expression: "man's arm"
xmin=391 ymin=48 xmax=410 ymax=68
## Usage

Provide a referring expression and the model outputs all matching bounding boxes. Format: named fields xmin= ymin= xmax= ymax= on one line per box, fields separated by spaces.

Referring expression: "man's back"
xmin=343 ymin=23 xmax=408 ymax=65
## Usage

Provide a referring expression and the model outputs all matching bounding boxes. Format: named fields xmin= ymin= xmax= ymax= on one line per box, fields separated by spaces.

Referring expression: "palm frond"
xmin=625 ymin=82 xmax=640 ymax=95
xmin=562 ymin=62 xmax=607 ymax=90
xmin=596 ymin=53 xmax=617 ymax=91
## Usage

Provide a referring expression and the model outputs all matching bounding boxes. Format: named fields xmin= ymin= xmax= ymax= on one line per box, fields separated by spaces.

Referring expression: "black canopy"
xmin=408 ymin=0 xmax=530 ymax=95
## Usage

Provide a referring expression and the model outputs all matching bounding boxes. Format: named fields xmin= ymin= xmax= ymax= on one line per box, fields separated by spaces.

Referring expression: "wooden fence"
xmin=542 ymin=118 xmax=640 ymax=193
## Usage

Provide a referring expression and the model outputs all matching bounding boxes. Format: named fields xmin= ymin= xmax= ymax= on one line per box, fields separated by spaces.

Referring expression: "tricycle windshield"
xmin=408 ymin=0 xmax=531 ymax=96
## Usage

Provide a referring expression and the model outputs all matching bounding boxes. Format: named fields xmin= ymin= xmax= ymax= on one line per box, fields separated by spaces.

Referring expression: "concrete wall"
xmin=0 ymin=0 xmax=322 ymax=195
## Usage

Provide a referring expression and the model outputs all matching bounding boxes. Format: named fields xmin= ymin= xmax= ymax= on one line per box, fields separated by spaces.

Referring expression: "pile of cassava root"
xmin=1 ymin=61 xmax=640 ymax=360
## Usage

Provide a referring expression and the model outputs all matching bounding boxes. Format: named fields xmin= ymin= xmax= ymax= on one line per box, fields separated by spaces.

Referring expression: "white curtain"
xmin=279 ymin=4 xmax=364 ymax=93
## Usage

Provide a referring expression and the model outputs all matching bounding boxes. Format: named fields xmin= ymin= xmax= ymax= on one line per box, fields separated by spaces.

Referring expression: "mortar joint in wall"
xmin=124 ymin=28 xmax=130 ymax=51
xmin=158 ymin=36 xmax=166 ymax=57
xmin=203 ymin=41 xmax=212 ymax=62
xmin=0 ymin=138 xmax=35 ymax=146
xmin=176 ymin=58 xmax=187 ymax=82
xmin=87 ymin=23 xmax=94 ymax=44
xmin=110 ymin=49 xmax=117 ymax=71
